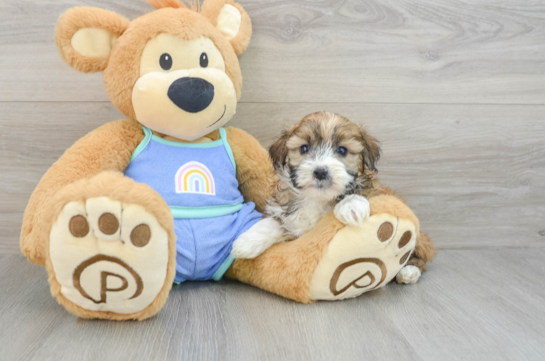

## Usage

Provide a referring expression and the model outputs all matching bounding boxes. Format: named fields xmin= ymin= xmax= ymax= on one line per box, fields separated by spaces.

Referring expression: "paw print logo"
xmin=72 ymin=255 xmax=143 ymax=304
xmin=329 ymin=258 xmax=386 ymax=296
xmin=310 ymin=216 xmax=416 ymax=301
xmin=328 ymin=221 xmax=414 ymax=297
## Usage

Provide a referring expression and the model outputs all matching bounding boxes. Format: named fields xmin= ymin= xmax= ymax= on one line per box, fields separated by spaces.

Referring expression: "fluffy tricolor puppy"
xmin=266 ymin=111 xmax=380 ymax=237
xmin=232 ymin=111 xmax=422 ymax=284
xmin=232 ymin=111 xmax=377 ymax=254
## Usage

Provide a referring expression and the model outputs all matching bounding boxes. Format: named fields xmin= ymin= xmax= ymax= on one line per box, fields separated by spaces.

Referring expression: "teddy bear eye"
xmin=159 ymin=53 xmax=172 ymax=70
xmin=200 ymin=52 xmax=208 ymax=68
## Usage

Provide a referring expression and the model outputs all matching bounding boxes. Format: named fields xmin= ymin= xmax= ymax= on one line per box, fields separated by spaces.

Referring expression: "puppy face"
xmin=270 ymin=112 xmax=380 ymax=201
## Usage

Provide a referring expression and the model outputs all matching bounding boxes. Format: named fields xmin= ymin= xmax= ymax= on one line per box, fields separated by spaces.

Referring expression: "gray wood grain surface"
xmin=2 ymin=102 xmax=545 ymax=253
xmin=1 ymin=250 xmax=544 ymax=361
xmin=1 ymin=0 xmax=545 ymax=104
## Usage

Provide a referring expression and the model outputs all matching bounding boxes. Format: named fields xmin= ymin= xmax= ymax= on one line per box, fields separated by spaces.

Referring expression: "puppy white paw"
xmin=334 ymin=195 xmax=371 ymax=226
xmin=396 ymin=265 xmax=421 ymax=284
xmin=231 ymin=218 xmax=285 ymax=259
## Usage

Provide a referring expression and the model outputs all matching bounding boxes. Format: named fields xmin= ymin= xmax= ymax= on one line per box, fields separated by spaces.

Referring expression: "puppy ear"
xmin=55 ymin=7 xmax=129 ymax=73
xmin=360 ymin=128 xmax=381 ymax=172
xmin=269 ymin=131 xmax=290 ymax=169
xmin=201 ymin=0 xmax=252 ymax=55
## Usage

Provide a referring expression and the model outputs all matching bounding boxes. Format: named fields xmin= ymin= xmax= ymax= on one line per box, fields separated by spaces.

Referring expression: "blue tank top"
xmin=124 ymin=126 xmax=244 ymax=218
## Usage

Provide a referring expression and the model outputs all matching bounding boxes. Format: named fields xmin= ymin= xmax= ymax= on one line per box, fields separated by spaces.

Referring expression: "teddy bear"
xmin=20 ymin=0 xmax=436 ymax=320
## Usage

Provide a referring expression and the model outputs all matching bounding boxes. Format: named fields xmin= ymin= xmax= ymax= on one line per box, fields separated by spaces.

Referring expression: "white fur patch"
xmin=296 ymin=147 xmax=353 ymax=201
xmin=396 ymin=265 xmax=421 ymax=284
xmin=231 ymin=218 xmax=286 ymax=259
xmin=334 ymin=194 xmax=370 ymax=226
xmin=267 ymin=199 xmax=334 ymax=239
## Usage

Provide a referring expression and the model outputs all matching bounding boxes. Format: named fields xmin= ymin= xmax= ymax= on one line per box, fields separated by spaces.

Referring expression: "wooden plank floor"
xmin=1 ymin=250 xmax=545 ymax=361
xmin=2 ymin=102 xmax=545 ymax=253
xmin=1 ymin=0 xmax=545 ymax=359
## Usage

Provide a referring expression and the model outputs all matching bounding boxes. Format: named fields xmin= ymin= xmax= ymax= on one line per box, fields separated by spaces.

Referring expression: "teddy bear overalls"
xmin=125 ymin=126 xmax=262 ymax=283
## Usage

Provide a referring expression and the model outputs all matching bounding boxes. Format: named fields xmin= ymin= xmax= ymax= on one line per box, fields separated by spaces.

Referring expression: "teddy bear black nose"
xmin=167 ymin=77 xmax=214 ymax=113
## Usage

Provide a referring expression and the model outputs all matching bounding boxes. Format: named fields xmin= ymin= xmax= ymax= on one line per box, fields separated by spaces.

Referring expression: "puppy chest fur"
xmin=267 ymin=199 xmax=335 ymax=238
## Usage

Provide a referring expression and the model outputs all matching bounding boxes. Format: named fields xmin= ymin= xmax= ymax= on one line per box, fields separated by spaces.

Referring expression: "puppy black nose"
xmin=167 ymin=77 xmax=214 ymax=113
xmin=313 ymin=167 xmax=329 ymax=180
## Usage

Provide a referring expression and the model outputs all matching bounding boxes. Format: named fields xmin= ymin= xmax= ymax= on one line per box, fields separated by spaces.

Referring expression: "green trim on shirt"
xmin=130 ymin=126 xmax=153 ymax=162
xmin=219 ymin=128 xmax=237 ymax=171
xmin=212 ymin=255 xmax=235 ymax=281
xmin=170 ymin=203 xmax=244 ymax=219
xmin=151 ymin=134 xmax=224 ymax=148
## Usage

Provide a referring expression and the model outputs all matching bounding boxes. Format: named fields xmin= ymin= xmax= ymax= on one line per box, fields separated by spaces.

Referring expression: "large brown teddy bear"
xmin=20 ymin=0 xmax=436 ymax=320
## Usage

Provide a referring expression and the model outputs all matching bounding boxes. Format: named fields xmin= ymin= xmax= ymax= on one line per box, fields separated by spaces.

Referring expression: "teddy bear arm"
xmin=20 ymin=119 xmax=144 ymax=265
xmin=225 ymin=127 xmax=274 ymax=213
xmin=228 ymin=195 xmax=426 ymax=303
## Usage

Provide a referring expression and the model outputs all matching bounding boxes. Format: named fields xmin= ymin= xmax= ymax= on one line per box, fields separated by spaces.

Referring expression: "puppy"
xmin=231 ymin=111 xmax=422 ymax=284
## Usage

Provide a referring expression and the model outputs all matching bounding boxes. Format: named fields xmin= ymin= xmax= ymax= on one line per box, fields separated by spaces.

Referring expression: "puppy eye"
xmin=159 ymin=53 xmax=172 ymax=70
xmin=337 ymin=146 xmax=348 ymax=156
xmin=300 ymin=145 xmax=309 ymax=154
xmin=200 ymin=52 xmax=208 ymax=68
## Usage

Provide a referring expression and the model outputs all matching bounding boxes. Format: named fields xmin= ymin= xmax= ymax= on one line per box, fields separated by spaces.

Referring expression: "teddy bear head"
xmin=56 ymin=0 xmax=251 ymax=141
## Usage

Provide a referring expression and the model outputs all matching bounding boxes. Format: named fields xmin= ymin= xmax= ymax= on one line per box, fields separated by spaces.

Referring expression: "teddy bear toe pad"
xmin=49 ymin=197 xmax=169 ymax=314
xmin=309 ymin=213 xmax=416 ymax=301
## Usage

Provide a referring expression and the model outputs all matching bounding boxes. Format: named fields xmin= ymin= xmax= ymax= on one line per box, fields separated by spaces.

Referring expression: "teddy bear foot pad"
xmin=49 ymin=197 xmax=170 ymax=315
xmin=309 ymin=213 xmax=417 ymax=301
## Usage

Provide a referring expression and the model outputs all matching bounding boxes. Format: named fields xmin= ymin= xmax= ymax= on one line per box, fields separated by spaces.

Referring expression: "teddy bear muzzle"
xmin=132 ymin=68 xmax=237 ymax=141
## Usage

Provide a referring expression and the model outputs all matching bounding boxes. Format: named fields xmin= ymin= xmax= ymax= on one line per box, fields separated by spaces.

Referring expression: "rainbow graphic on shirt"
xmin=175 ymin=161 xmax=216 ymax=195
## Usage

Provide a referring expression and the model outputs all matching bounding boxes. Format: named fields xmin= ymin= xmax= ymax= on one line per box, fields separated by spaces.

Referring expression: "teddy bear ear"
xmin=55 ymin=7 xmax=130 ymax=73
xmin=200 ymin=0 xmax=252 ymax=55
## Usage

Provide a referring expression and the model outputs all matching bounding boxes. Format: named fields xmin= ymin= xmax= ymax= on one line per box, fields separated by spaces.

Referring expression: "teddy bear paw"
xmin=49 ymin=197 xmax=170 ymax=315
xmin=309 ymin=211 xmax=416 ymax=301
